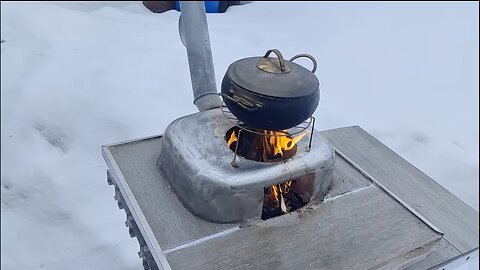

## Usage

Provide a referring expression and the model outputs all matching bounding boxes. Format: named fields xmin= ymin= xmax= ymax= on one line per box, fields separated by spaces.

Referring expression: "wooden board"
xmin=405 ymin=238 xmax=460 ymax=270
xmin=324 ymin=153 xmax=372 ymax=199
xmin=102 ymin=126 xmax=479 ymax=270
xmin=166 ymin=186 xmax=442 ymax=270
xmin=105 ymin=136 xmax=370 ymax=251
xmin=107 ymin=137 xmax=237 ymax=250
xmin=321 ymin=126 xmax=479 ymax=254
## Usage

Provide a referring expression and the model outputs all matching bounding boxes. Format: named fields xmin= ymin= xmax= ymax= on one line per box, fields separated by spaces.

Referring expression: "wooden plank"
xmin=404 ymin=238 xmax=461 ymax=270
xmin=107 ymin=137 xmax=237 ymax=250
xmin=325 ymin=153 xmax=372 ymax=199
xmin=105 ymin=127 xmax=471 ymax=269
xmin=321 ymin=126 xmax=479 ymax=254
xmin=106 ymin=135 xmax=370 ymax=251
xmin=103 ymin=145 xmax=170 ymax=270
xmin=166 ymin=186 xmax=442 ymax=270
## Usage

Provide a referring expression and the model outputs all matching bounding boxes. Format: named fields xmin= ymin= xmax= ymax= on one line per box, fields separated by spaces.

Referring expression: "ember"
xmin=262 ymin=180 xmax=308 ymax=220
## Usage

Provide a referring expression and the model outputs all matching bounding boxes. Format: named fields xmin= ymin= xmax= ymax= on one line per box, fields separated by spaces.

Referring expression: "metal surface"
xmin=221 ymin=49 xmax=320 ymax=130
xmin=103 ymin=148 xmax=170 ymax=270
xmin=220 ymin=105 xmax=315 ymax=165
xmin=220 ymin=79 xmax=320 ymax=130
xmin=107 ymin=171 xmax=159 ymax=270
xmin=431 ymin=249 xmax=478 ymax=270
xmin=308 ymin=116 xmax=315 ymax=151
xmin=220 ymin=105 xmax=313 ymax=137
xmin=179 ymin=1 xmax=222 ymax=111
xmin=256 ymin=49 xmax=291 ymax=73
xmin=218 ymin=92 xmax=264 ymax=111
xmin=224 ymin=49 xmax=319 ymax=98
xmin=156 ymin=108 xmax=335 ymax=223
xmin=289 ymin=53 xmax=317 ymax=73
xmin=256 ymin=51 xmax=318 ymax=74
xmin=230 ymin=129 xmax=241 ymax=168
xmin=178 ymin=14 xmax=186 ymax=47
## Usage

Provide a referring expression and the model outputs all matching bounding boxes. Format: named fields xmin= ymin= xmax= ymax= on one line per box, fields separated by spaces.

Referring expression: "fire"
xmin=271 ymin=184 xmax=280 ymax=201
xmin=263 ymin=184 xmax=282 ymax=215
xmin=265 ymin=131 xmax=306 ymax=157
xmin=262 ymin=130 xmax=306 ymax=161
xmin=262 ymin=180 xmax=306 ymax=219
xmin=225 ymin=127 xmax=309 ymax=220
xmin=226 ymin=128 xmax=307 ymax=162
xmin=227 ymin=130 xmax=238 ymax=147
xmin=282 ymin=180 xmax=292 ymax=193
xmin=272 ymin=181 xmax=292 ymax=213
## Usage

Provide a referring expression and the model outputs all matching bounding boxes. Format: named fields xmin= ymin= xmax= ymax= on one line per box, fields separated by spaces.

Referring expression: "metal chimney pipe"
xmin=179 ymin=1 xmax=222 ymax=111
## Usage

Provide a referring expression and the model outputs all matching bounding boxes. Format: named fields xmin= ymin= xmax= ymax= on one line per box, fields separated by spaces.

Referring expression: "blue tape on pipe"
xmin=175 ymin=1 xmax=221 ymax=13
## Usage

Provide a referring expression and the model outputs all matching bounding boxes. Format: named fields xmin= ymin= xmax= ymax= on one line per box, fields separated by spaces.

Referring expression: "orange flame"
xmin=226 ymin=128 xmax=308 ymax=219
xmin=227 ymin=128 xmax=304 ymax=209
xmin=282 ymin=180 xmax=292 ymax=193
xmin=227 ymin=130 xmax=238 ymax=147
xmin=265 ymin=130 xmax=307 ymax=158
xmin=271 ymin=185 xmax=280 ymax=202
xmin=266 ymin=181 xmax=293 ymax=211
xmin=227 ymin=129 xmax=306 ymax=162
xmin=266 ymin=182 xmax=295 ymax=214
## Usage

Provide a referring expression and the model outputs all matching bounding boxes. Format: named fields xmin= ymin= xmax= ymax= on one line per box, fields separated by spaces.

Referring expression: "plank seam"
xmin=333 ymin=148 xmax=444 ymax=236
xmin=163 ymin=226 xmax=241 ymax=255
xmin=441 ymin=237 xmax=463 ymax=255
xmin=324 ymin=184 xmax=375 ymax=202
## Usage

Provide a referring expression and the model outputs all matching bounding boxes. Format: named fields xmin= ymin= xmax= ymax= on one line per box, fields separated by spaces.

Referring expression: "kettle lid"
xmin=226 ymin=49 xmax=319 ymax=98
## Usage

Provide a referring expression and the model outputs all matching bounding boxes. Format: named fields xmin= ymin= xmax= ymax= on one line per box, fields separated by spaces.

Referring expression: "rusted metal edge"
xmin=333 ymin=148 xmax=445 ymax=236
xmin=102 ymin=145 xmax=172 ymax=270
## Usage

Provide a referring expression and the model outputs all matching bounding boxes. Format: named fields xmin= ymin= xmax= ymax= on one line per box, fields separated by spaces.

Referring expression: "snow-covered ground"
xmin=1 ymin=1 xmax=478 ymax=269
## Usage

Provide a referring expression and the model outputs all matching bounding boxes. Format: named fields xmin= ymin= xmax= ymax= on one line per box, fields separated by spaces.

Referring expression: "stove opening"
xmin=262 ymin=174 xmax=314 ymax=220
xmin=225 ymin=125 xmax=312 ymax=219
xmin=225 ymin=126 xmax=307 ymax=162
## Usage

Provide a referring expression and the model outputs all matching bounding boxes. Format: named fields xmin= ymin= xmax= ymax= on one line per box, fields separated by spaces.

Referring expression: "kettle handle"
xmin=218 ymin=93 xmax=264 ymax=111
xmin=289 ymin=54 xmax=317 ymax=73
xmin=263 ymin=49 xmax=286 ymax=71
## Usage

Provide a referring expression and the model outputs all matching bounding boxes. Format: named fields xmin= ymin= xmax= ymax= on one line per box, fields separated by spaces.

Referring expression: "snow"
xmin=1 ymin=1 xmax=478 ymax=269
